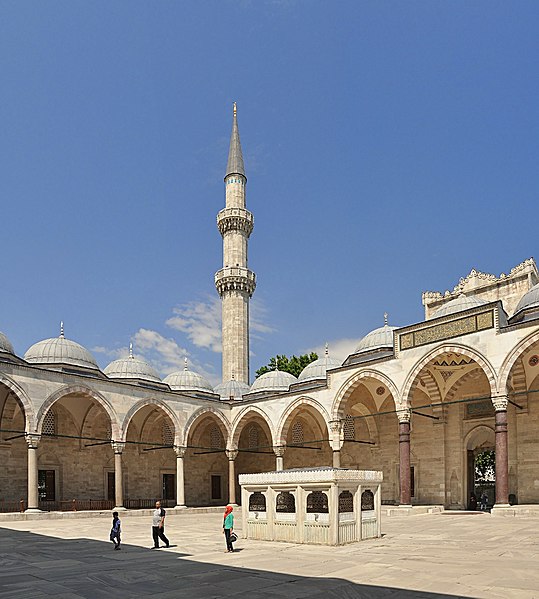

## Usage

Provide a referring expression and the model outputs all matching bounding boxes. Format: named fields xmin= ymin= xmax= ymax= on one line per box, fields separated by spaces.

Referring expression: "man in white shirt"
xmin=151 ymin=500 xmax=170 ymax=548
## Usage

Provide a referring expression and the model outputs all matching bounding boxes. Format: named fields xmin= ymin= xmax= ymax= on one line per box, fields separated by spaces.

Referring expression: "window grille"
xmin=276 ymin=491 xmax=295 ymax=513
xmin=343 ymin=415 xmax=355 ymax=441
xmin=249 ymin=492 xmax=266 ymax=512
xmin=248 ymin=425 xmax=259 ymax=449
xmin=43 ymin=411 xmax=56 ymax=436
xmin=361 ymin=489 xmax=374 ymax=511
xmin=162 ymin=421 xmax=174 ymax=445
xmin=339 ymin=490 xmax=354 ymax=513
xmin=291 ymin=420 xmax=304 ymax=445
xmin=210 ymin=425 xmax=223 ymax=449
xmin=306 ymin=491 xmax=329 ymax=513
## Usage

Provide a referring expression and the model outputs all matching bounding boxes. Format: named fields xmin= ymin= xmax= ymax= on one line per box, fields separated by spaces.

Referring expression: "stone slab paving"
xmin=1 ymin=511 xmax=539 ymax=598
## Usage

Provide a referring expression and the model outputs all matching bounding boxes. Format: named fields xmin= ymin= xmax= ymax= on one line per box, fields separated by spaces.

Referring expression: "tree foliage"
xmin=255 ymin=353 xmax=318 ymax=379
xmin=475 ymin=450 xmax=495 ymax=482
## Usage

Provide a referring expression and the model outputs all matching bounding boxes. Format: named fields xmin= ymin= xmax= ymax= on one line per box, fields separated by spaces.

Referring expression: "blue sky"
xmin=1 ymin=1 xmax=538 ymax=385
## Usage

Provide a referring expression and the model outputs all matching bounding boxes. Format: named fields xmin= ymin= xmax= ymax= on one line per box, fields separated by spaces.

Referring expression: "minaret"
xmin=215 ymin=103 xmax=256 ymax=384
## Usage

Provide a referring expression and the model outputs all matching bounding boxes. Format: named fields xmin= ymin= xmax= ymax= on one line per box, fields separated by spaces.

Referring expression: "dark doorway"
xmin=467 ymin=448 xmax=495 ymax=509
xmin=107 ymin=472 xmax=115 ymax=501
xmin=211 ymin=475 xmax=222 ymax=500
xmin=162 ymin=474 xmax=175 ymax=501
xmin=38 ymin=470 xmax=55 ymax=501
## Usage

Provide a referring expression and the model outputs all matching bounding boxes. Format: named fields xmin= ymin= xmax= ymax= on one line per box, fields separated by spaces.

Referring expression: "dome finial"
xmin=274 ymin=356 xmax=279 ymax=371
xmin=231 ymin=370 xmax=235 ymax=380
xmin=129 ymin=342 xmax=134 ymax=359
xmin=184 ymin=356 xmax=188 ymax=371
xmin=325 ymin=342 xmax=329 ymax=356
xmin=60 ymin=321 xmax=64 ymax=339
xmin=384 ymin=312 xmax=388 ymax=326
xmin=233 ymin=101 xmax=237 ymax=116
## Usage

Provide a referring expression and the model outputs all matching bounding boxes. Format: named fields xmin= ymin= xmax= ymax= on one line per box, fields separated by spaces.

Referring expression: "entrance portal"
xmin=466 ymin=426 xmax=495 ymax=510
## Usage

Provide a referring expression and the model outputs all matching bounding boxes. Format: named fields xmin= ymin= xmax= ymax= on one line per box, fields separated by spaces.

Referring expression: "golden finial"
xmin=384 ymin=312 xmax=388 ymax=326
xmin=60 ymin=321 xmax=64 ymax=339
xmin=233 ymin=102 xmax=237 ymax=116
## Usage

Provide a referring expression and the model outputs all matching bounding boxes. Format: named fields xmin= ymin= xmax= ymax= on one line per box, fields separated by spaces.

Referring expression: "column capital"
xmin=174 ymin=446 xmax=187 ymax=458
xmin=273 ymin=445 xmax=286 ymax=458
xmin=26 ymin=434 xmax=41 ymax=449
xmin=329 ymin=420 xmax=341 ymax=435
xmin=226 ymin=449 xmax=238 ymax=461
xmin=492 ymin=395 xmax=508 ymax=412
xmin=111 ymin=442 xmax=125 ymax=454
xmin=397 ymin=408 xmax=412 ymax=423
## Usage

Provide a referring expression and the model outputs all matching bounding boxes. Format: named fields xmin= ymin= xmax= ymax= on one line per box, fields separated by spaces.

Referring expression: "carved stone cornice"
xmin=215 ymin=267 xmax=256 ymax=298
xmin=239 ymin=468 xmax=383 ymax=485
xmin=217 ymin=208 xmax=254 ymax=237
xmin=492 ymin=395 xmax=509 ymax=412
xmin=174 ymin=446 xmax=187 ymax=458
xmin=111 ymin=442 xmax=125 ymax=454
xmin=26 ymin=434 xmax=41 ymax=449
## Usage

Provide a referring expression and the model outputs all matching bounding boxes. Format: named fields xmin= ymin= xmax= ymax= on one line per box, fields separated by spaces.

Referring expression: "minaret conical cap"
xmin=225 ymin=102 xmax=246 ymax=179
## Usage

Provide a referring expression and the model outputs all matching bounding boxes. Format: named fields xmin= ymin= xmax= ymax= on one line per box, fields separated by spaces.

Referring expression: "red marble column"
xmin=493 ymin=396 xmax=509 ymax=505
xmin=398 ymin=409 xmax=412 ymax=506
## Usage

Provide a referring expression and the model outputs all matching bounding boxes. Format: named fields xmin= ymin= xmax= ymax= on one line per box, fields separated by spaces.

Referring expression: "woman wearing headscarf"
xmin=223 ymin=505 xmax=235 ymax=552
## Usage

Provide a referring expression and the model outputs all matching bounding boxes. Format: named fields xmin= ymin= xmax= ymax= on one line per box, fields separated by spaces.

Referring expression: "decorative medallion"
xmin=529 ymin=355 xmax=539 ymax=367
xmin=376 ymin=386 xmax=385 ymax=395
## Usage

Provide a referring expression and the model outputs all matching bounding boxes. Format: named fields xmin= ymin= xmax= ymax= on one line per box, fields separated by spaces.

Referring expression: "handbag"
xmin=230 ymin=532 xmax=238 ymax=543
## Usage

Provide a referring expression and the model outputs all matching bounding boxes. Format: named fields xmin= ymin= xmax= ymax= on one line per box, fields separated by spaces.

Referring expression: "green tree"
xmin=475 ymin=450 xmax=495 ymax=482
xmin=255 ymin=353 xmax=318 ymax=379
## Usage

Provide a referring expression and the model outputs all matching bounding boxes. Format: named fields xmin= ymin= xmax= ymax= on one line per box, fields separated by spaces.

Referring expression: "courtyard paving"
xmin=0 ymin=510 xmax=538 ymax=598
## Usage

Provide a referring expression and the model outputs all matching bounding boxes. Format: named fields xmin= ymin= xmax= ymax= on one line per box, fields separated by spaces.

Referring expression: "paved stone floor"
xmin=1 ymin=511 xmax=539 ymax=598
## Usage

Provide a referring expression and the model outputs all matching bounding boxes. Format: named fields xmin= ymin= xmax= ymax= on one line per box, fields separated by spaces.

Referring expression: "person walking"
xmin=110 ymin=511 xmax=121 ymax=550
xmin=151 ymin=500 xmax=170 ymax=549
xmin=223 ymin=505 xmax=235 ymax=553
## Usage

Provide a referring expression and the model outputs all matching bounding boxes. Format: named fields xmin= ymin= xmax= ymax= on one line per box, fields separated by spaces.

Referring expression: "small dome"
xmin=214 ymin=377 xmax=250 ymax=400
xmin=298 ymin=346 xmax=341 ymax=382
xmin=164 ymin=359 xmax=213 ymax=393
xmin=433 ymin=293 xmax=487 ymax=318
xmin=355 ymin=325 xmax=397 ymax=353
xmin=0 ymin=331 xmax=15 ymax=355
xmin=250 ymin=369 xmax=297 ymax=393
xmin=25 ymin=324 xmax=98 ymax=370
xmin=514 ymin=283 xmax=539 ymax=316
xmin=104 ymin=345 xmax=160 ymax=382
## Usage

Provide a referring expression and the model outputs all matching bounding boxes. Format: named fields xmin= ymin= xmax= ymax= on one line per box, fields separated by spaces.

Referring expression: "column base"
xmin=229 ymin=503 xmax=238 ymax=507
xmin=113 ymin=506 xmax=127 ymax=512
xmin=174 ymin=505 xmax=187 ymax=510
xmin=25 ymin=508 xmax=42 ymax=513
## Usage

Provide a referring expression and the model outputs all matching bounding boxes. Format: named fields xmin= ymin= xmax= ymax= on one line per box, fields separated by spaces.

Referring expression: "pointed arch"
xmin=332 ymin=369 xmax=399 ymax=421
xmin=37 ymin=384 xmax=120 ymax=438
xmin=445 ymin=368 xmax=488 ymax=403
xmin=120 ymin=398 xmax=182 ymax=445
xmin=183 ymin=406 xmax=231 ymax=448
xmin=230 ymin=405 xmax=275 ymax=448
xmin=498 ymin=329 xmax=539 ymax=394
xmin=400 ymin=344 xmax=497 ymax=405
xmin=276 ymin=396 xmax=330 ymax=445
xmin=411 ymin=370 xmax=442 ymax=406
xmin=0 ymin=373 xmax=35 ymax=431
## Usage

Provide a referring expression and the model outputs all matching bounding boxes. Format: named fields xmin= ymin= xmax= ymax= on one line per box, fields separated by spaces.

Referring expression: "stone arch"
xmin=120 ymin=398 xmax=182 ymax=445
xmin=183 ymin=406 xmax=231 ymax=448
xmin=230 ymin=405 xmax=275 ymax=448
xmin=465 ymin=424 xmax=495 ymax=451
xmin=0 ymin=373 xmax=35 ymax=431
xmin=401 ymin=344 xmax=497 ymax=405
xmin=412 ymin=370 xmax=442 ymax=406
xmin=445 ymin=368 xmax=489 ymax=403
xmin=276 ymin=397 xmax=330 ymax=445
xmin=37 ymin=385 xmax=120 ymax=439
xmin=498 ymin=330 xmax=539 ymax=394
xmin=332 ymin=370 xmax=399 ymax=421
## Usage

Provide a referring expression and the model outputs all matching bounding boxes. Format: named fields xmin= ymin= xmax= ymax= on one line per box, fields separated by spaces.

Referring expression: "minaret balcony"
xmin=217 ymin=207 xmax=254 ymax=236
xmin=215 ymin=267 xmax=256 ymax=297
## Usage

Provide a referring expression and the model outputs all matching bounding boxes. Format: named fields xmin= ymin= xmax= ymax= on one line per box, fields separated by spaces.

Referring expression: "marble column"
xmin=330 ymin=420 xmax=342 ymax=468
xmin=493 ymin=395 xmax=509 ymax=506
xmin=175 ymin=447 xmax=187 ymax=508
xmin=26 ymin=434 xmax=41 ymax=512
xmin=111 ymin=442 xmax=126 ymax=510
xmin=226 ymin=449 xmax=238 ymax=505
xmin=398 ymin=408 xmax=412 ymax=506
xmin=274 ymin=446 xmax=286 ymax=471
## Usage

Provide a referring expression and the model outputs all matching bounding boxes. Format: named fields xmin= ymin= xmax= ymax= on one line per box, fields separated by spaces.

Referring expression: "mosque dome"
xmin=514 ymin=283 xmax=539 ymax=317
xmin=0 ymin=331 xmax=15 ymax=355
xmin=214 ymin=377 xmax=250 ymax=401
xmin=355 ymin=324 xmax=398 ymax=353
xmin=433 ymin=293 xmax=487 ymax=318
xmin=164 ymin=359 xmax=214 ymax=393
xmin=25 ymin=323 xmax=98 ymax=370
xmin=250 ymin=369 xmax=297 ymax=393
xmin=104 ymin=345 xmax=161 ymax=382
xmin=298 ymin=346 xmax=341 ymax=382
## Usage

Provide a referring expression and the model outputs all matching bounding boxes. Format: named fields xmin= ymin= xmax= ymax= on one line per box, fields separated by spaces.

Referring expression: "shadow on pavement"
xmin=0 ymin=527 xmax=473 ymax=599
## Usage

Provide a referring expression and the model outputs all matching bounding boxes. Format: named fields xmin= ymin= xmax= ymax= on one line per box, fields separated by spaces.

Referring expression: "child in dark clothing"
xmin=110 ymin=511 xmax=121 ymax=550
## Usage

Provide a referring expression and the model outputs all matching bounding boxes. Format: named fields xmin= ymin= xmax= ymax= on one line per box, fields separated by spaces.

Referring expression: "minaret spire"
xmin=215 ymin=103 xmax=256 ymax=384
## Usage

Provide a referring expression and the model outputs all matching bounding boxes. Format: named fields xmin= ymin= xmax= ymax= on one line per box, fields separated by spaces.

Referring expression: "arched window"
xmin=339 ymin=490 xmax=354 ymax=513
xmin=43 ymin=411 xmax=56 ymax=436
xmin=343 ymin=415 xmax=355 ymax=441
xmin=306 ymin=491 xmax=329 ymax=513
xmin=361 ymin=489 xmax=374 ymax=511
xmin=291 ymin=420 xmax=304 ymax=446
xmin=276 ymin=491 xmax=295 ymax=513
xmin=248 ymin=425 xmax=259 ymax=449
xmin=249 ymin=492 xmax=266 ymax=512
xmin=210 ymin=425 xmax=223 ymax=449
xmin=161 ymin=421 xmax=174 ymax=446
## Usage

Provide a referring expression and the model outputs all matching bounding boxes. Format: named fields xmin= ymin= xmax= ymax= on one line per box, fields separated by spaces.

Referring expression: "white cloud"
xmin=308 ymin=338 xmax=362 ymax=363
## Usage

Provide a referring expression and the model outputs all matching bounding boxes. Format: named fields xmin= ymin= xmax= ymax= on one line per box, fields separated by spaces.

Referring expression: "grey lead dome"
xmin=104 ymin=353 xmax=161 ymax=383
xmin=250 ymin=369 xmax=297 ymax=393
xmin=164 ymin=367 xmax=214 ymax=393
xmin=0 ymin=331 xmax=15 ymax=355
xmin=433 ymin=293 xmax=487 ymax=318
xmin=514 ymin=283 xmax=539 ymax=316
xmin=25 ymin=336 xmax=99 ymax=370
xmin=355 ymin=324 xmax=398 ymax=353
